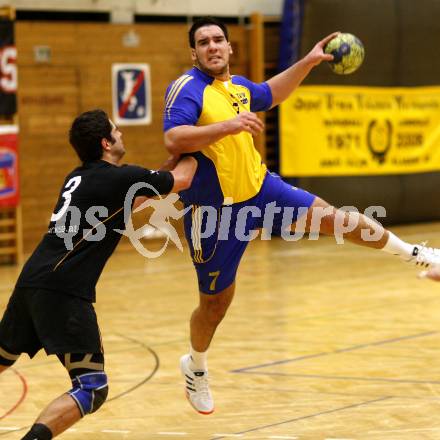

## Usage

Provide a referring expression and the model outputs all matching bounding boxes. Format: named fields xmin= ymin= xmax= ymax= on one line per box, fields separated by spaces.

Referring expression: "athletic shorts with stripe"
xmin=183 ymin=172 xmax=316 ymax=294
xmin=0 ymin=287 xmax=103 ymax=364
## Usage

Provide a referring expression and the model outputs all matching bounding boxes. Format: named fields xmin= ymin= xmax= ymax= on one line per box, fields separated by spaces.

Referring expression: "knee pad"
xmin=68 ymin=371 xmax=108 ymax=416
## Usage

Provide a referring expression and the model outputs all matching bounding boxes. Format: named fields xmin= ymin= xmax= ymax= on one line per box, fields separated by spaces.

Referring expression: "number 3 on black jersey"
xmin=51 ymin=176 xmax=82 ymax=222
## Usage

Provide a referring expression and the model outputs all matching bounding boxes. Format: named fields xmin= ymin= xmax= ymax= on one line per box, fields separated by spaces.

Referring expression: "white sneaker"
xmin=407 ymin=243 xmax=440 ymax=268
xmin=180 ymin=354 xmax=214 ymax=415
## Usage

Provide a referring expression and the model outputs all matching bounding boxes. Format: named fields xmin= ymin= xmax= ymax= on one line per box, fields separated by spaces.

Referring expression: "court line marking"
xmin=106 ymin=333 xmax=160 ymax=403
xmin=231 ymin=331 xmax=438 ymax=373
xmin=11 ymin=333 xmax=183 ymax=371
xmin=212 ymin=435 xmax=243 ymax=438
xmin=227 ymin=382 xmax=440 ymax=404
xmin=233 ymin=383 xmax=378 ymax=398
xmin=0 ymin=368 xmax=28 ymax=421
xmin=0 ymin=333 xmax=159 ymax=437
xmin=240 ymin=371 xmax=440 ymax=385
xmin=210 ymin=396 xmax=391 ymax=440
xmin=268 ymin=436 xmax=299 ymax=439
xmin=368 ymin=428 xmax=440 ymax=433
xmin=102 ymin=429 xmax=131 ymax=433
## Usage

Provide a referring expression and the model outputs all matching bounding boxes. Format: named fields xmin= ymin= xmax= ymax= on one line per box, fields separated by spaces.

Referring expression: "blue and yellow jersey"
xmin=163 ymin=66 xmax=272 ymax=206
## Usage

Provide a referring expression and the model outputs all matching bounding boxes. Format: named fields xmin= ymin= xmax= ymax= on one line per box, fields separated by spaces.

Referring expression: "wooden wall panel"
xmin=16 ymin=22 xmax=250 ymax=252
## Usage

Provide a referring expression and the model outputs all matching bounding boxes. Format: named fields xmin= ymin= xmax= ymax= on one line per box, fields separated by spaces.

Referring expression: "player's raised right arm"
xmin=164 ymin=111 xmax=264 ymax=155
xmin=267 ymin=32 xmax=338 ymax=108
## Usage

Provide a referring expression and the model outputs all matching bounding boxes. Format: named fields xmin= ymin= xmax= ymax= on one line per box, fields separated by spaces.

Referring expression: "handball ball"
xmin=324 ymin=33 xmax=365 ymax=74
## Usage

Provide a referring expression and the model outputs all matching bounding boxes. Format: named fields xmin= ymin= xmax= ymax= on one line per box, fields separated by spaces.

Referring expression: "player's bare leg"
xmin=293 ymin=197 xmax=440 ymax=266
xmin=0 ymin=353 xmax=78 ymax=438
xmin=22 ymin=394 xmax=81 ymax=439
xmin=297 ymin=197 xmax=388 ymax=248
xmin=21 ymin=354 xmax=108 ymax=440
xmin=191 ymin=282 xmax=236 ymax=352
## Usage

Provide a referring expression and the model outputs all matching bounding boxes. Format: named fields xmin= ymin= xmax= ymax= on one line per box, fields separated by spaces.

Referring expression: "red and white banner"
xmin=0 ymin=125 xmax=19 ymax=206
xmin=0 ymin=20 xmax=17 ymax=116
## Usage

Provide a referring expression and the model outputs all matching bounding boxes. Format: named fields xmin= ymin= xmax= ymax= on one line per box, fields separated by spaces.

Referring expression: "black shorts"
xmin=0 ymin=287 xmax=103 ymax=359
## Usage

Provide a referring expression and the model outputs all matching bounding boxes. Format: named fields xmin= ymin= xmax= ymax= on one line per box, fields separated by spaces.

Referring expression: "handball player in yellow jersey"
xmin=163 ymin=17 xmax=440 ymax=414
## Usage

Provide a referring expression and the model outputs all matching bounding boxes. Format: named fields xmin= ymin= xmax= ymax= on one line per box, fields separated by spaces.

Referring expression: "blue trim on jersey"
xmin=163 ymin=67 xmax=213 ymax=132
xmin=231 ymin=76 xmax=273 ymax=112
xmin=163 ymin=67 xmax=273 ymax=131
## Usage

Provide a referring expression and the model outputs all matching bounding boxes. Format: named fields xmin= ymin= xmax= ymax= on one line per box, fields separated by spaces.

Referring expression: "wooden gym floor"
xmin=1 ymin=222 xmax=440 ymax=439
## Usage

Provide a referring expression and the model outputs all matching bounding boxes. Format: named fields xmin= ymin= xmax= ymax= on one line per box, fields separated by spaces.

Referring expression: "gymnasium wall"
xmin=16 ymin=21 xmax=250 ymax=251
xmin=291 ymin=0 xmax=440 ymax=224
xmin=10 ymin=0 xmax=283 ymax=18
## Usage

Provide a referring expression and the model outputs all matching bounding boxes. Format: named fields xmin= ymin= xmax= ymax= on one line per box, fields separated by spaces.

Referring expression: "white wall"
xmin=8 ymin=0 xmax=283 ymax=17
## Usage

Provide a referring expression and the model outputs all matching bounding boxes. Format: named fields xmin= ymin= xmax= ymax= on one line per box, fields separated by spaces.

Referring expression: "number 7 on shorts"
xmin=208 ymin=271 xmax=220 ymax=292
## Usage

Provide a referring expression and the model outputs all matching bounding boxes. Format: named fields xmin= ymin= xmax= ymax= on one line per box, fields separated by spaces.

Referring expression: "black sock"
xmin=21 ymin=423 xmax=52 ymax=440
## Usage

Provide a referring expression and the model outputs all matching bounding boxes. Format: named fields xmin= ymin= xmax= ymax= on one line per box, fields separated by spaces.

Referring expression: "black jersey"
xmin=16 ymin=160 xmax=174 ymax=302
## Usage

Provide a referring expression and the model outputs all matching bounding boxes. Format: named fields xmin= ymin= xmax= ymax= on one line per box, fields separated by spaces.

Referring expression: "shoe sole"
xmin=185 ymin=391 xmax=214 ymax=415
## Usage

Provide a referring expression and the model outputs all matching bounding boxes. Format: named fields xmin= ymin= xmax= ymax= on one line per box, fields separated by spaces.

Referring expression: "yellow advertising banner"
xmin=280 ymin=86 xmax=440 ymax=176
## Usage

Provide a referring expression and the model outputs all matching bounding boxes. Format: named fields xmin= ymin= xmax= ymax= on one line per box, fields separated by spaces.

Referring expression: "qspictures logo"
xmin=50 ymin=183 xmax=388 ymax=258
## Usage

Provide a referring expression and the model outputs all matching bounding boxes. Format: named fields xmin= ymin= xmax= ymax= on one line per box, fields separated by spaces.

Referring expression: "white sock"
xmin=381 ymin=232 xmax=415 ymax=259
xmin=189 ymin=346 xmax=208 ymax=371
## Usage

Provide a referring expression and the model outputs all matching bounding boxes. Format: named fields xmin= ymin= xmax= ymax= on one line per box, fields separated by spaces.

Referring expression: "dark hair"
xmin=189 ymin=17 xmax=229 ymax=48
xmin=69 ymin=109 xmax=113 ymax=163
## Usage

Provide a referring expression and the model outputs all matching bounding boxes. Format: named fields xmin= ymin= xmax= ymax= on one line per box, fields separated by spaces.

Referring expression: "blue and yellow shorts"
xmin=183 ymin=172 xmax=316 ymax=294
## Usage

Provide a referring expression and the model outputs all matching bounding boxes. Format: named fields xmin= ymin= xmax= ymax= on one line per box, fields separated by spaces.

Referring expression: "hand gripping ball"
xmin=324 ymin=33 xmax=365 ymax=75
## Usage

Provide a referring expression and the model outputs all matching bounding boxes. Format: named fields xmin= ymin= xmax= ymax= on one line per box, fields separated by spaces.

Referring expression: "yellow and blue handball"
xmin=324 ymin=33 xmax=365 ymax=74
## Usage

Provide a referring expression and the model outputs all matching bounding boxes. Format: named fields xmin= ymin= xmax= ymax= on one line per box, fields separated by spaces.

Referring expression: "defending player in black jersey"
xmin=0 ymin=109 xmax=197 ymax=440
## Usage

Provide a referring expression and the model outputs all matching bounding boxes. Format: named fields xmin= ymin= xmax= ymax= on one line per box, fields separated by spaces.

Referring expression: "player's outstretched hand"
xmin=419 ymin=266 xmax=440 ymax=281
xmin=227 ymin=111 xmax=264 ymax=136
xmin=304 ymin=32 xmax=340 ymax=67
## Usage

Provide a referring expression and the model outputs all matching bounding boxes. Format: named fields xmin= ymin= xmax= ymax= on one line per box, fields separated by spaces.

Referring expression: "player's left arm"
xmin=159 ymin=154 xmax=181 ymax=172
xmin=169 ymin=156 xmax=197 ymax=193
xmin=266 ymin=32 xmax=338 ymax=108
xmin=156 ymin=154 xmax=198 ymax=191
xmin=132 ymin=156 xmax=197 ymax=209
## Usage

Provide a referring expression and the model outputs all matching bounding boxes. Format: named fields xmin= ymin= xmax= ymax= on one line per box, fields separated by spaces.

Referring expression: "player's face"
xmin=191 ymin=25 xmax=232 ymax=78
xmin=109 ymin=121 xmax=125 ymax=158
